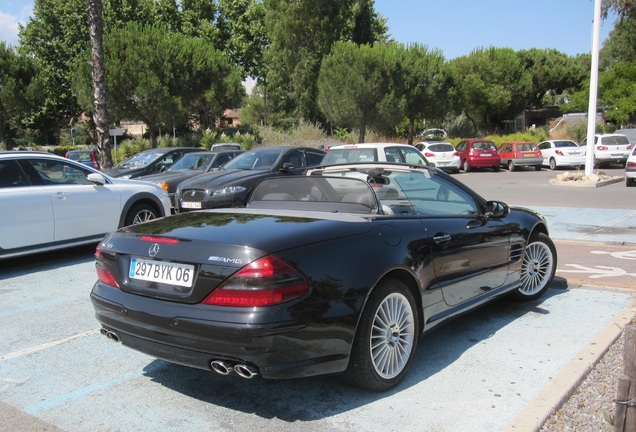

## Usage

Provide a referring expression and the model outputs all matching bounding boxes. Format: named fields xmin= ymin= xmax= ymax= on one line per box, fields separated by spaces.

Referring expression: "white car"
xmin=537 ymin=140 xmax=586 ymax=170
xmin=321 ymin=143 xmax=429 ymax=166
xmin=626 ymin=146 xmax=636 ymax=187
xmin=415 ymin=141 xmax=460 ymax=173
xmin=580 ymin=133 xmax=632 ymax=168
xmin=0 ymin=151 xmax=172 ymax=259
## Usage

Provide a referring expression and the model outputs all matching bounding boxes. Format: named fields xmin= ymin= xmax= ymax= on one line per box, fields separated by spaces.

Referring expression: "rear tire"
xmin=124 ymin=203 xmax=159 ymax=226
xmin=493 ymin=165 xmax=500 ymax=172
xmin=462 ymin=160 xmax=471 ymax=172
xmin=627 ymin=178 xmax=635 ymax=187
xmin=549 ymin=158 xmax=557 ymax=170
xmin=343 ymin=278 xmax=418 ymax=392
xmin=534 ymin=165 xmax=542 ymax=171
xmin=508 ymin=161 xmax=515 ymax=172
xmin=511 ymin=233 xmax=557 ymax=301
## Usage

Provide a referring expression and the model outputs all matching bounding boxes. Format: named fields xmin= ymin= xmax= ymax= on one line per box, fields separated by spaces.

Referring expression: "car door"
xmin=0 ymin=159 xmax=55 ymax=250
xmin=395 ymin=171 xmax=511 ymax=306
xmin=24 ymin=158 xmax=122 ymax=241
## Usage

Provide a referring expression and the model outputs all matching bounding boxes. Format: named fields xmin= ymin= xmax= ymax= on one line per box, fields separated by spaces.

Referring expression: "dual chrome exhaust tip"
xmin=100 ymin=328 xmax=120 ymax=343
xmin=210 ymin=359 xmax=259 ymax=379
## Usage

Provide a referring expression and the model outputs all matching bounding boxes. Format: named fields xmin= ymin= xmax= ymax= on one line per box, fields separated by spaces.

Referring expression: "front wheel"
xmin=343 ymin=278 xmax=418 ymax=392
xmin=511 ymin=232 xmax=557 ymax=301
xmin=124 ymin=203 xmax=159 ymax=226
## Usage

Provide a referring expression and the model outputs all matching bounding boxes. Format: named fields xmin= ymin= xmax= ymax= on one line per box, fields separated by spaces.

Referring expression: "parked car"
xmin=104 ymin=147 xmax=201 ymax=179
xmin=65 ymin=149 xmax=100 ymax=170
xmin=176 ymin=146 xmax=325 ymax=211
xmin=497 ymin=141 xmax=543 ymax=171
xmin=210 ymin=142 xmax=242 ymax=152
xmin=91 ymin=163 xmax=556 ymax=392
xmin=414 ymin=141 xmax=460 ymax=173
xmin=321 ymin=143 xmax=429 ymax=166
xmin=0 ymin=151 xmax=171 ymax=259
xmin=537 ymin=140 xmax=586 ymax=170
xmin=455 ymin=139 xmax=501 ymax=172
xmin=626 ymin=146 xmax=636 ymax=187
xmin=580 ymin=134 xmax=632 ymax=168
xmin=138 ymin=150 xmax=243 ymax=208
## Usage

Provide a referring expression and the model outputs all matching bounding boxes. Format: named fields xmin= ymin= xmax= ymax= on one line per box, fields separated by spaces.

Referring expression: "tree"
xmin=450 ymin=47 xmax=532 ymax=133
xmin=599 ymin=62 xmax=636 ymax=126
xmin=1 ymin=43 xmax=38 ymax=145
xmin=395 ymin=43 xmax=448 ymax=144
xmin=74 ymin=23 xmax=245 ymax=147
xmin=87 ymin=0 xmax=113 ymax=169
xmin=263 ymin=0 xmax=387 ymax=125
xmin=518 ymin=49 xmax=589 ymax=108
xmin=317 ymin=41 xmax=404 ymax=143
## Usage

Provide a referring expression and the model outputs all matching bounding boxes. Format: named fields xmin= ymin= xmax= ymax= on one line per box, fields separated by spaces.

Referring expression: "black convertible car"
xmin=91 ymin=163 xmax=557 ymax=391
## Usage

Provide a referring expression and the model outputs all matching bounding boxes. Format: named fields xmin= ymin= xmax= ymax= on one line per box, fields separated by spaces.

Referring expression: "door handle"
xmin=433 ymin=233 xmax=451 ymax=244
xmin=53 ymin=192 xmax=68 ymax=200
xmin=466 ymin=220 xmax=482 ymax=229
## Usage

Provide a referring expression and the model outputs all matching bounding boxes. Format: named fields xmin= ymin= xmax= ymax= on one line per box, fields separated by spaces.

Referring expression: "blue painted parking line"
xmin=527 ymin=206 xmax=636 ymax=244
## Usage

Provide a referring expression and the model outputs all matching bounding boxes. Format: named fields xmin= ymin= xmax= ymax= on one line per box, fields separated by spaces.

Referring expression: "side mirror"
xmin=485 ymin=200 xmax=509 ymax=218
xmin=281 ymin=162 xmax=294 ymax=172
xmin=87 ymin=173 xmax=107 ymax=186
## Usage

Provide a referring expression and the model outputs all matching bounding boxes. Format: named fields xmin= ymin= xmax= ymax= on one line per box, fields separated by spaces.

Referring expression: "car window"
xmin=428 ymin=144 xmax=454 ymax=152
xmin=168 ymin=153 xmax=203 ymax=171
xmin=538 ymin=142 xmax=550 ymax=150
xmin=554 ymin=141 xmax=577 ymax=148
xmin=305 ymin=150 xmax=325 ymax=166
xmin=601 ymin=135 xmax=630 ymax=145
xmin=27 ymin=158 xmax=93 ymax=185
xmin=118 ymin=151 xmax=165 ymax=168
xmin=223 ymin=149 xmax=283 ymax=170
xmin=389 ymin=171 xmax=478 ymax=216
xmin=401 ymin=147 xmax=427 ymax=165
xmin=0 ymin=160 xmax=29 ymax=188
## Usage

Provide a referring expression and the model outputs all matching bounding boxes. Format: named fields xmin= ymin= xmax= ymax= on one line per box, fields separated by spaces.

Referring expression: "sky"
xmin=0 ymin=0 xmax=616 ymax=56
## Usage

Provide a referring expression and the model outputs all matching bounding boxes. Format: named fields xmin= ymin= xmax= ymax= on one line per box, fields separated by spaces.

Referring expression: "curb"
xmin=504 ymin=292 xmax=636 ymax=432
xmin=549 ymin=176 xmax=624 ymax=188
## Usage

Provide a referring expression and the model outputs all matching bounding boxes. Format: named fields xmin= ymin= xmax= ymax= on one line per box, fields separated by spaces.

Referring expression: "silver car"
xmin=0 ymin=151 xmax=171 ymax=259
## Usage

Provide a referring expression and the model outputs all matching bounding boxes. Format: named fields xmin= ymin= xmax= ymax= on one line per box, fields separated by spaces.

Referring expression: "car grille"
xmin=180 ymin=189 xmax=207 ymax=202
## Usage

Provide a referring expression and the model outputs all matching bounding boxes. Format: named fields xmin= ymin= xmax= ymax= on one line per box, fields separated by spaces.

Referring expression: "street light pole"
xmin=584 ymin=0 xmax=602 ymax=177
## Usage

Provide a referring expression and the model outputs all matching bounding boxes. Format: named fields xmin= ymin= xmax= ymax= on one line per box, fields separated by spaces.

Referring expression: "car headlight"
xmin=212 ymin=185 xmax=246 ymax=196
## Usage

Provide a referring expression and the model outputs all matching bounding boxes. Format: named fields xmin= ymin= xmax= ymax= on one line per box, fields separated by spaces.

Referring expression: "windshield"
xmin=603 ymin=135 xmax=630 ymax=145
xmin=471 ymin=141 xmax=497 ymax=150
xmin=321 ymin=148 xmax=379 ymax=165
xmin=168 ymin=153 xmax=213 ymax=171
xmin=222 ymin=148 xmax=283 ymax=170
xmin=427 ymin=143 xmax=455 ymax=152
xmin=117 ymin=150 xmax=166 ymax=169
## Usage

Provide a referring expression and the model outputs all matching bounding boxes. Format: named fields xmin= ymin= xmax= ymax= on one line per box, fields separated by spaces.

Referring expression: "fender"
xmin=118 ymin=192 xmax=167 ymax=227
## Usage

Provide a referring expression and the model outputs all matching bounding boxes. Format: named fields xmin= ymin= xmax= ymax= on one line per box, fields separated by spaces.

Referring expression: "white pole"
xmin=584 ymin=0 xmax=602 ymax=177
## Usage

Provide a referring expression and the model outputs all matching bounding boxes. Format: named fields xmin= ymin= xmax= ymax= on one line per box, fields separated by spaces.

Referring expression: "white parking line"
xmin=0 ymin=329 xmax=100 ymax=361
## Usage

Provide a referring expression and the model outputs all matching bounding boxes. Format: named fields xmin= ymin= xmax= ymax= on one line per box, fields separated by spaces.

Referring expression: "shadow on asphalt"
xmin=0 ymin=244 xmax=97 ymax=280
xmin=140 ymin=284 xmax=569 ymax=422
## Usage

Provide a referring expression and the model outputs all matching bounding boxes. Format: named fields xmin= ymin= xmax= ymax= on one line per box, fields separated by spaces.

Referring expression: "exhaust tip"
xmin=100 ymin=328 xmax=120 ymax=343
xmin=210 ymin=360 xmax=233 ymax=375
xmin=234 ymin=364 xmax=258 ymax=379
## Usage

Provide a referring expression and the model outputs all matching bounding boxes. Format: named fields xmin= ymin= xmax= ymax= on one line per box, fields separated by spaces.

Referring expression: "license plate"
xmin=523 ymin=153 xmax=535 ymax=157
xmin=480 ymin=153 xmax=492 ymax=157
xmin=129 ymin=258 xmax=194 ymax=287
xmin=181 ymin=202 xmax=202 ymax=209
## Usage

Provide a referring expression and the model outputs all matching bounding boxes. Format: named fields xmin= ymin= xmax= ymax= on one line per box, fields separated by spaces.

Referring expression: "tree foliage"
xmin=74 ymin=23 xmax=245 ymax=146
xmin=395 ymin=43 xmax=448 ymax=144
xmin=450 ymin=47 xmax=532 ymax=133
xmin=599 ymin=62 xmax=636 ymax=125
xmin=317 ymin=41 xmax=404 ymax=143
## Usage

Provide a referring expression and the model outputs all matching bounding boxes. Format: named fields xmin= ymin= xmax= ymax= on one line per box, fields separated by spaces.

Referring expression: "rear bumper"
xmin=467 ymin=157 xmax=500 ymax=167
xmin=509 ymin=157 xmax=542 ymax=166
xmin=90 ymin=282 xmax=354 ymax=379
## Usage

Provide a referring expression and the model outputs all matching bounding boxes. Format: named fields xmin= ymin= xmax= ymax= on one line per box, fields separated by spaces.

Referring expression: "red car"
xmin=497 ymin=141 xmax=543 ymax=172
xmin=455 ymin=139 xmax=501 ymax=172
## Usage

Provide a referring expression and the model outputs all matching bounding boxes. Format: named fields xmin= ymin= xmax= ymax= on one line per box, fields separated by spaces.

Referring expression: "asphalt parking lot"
xmin=1 ymin=166 xmax=635 ymax=432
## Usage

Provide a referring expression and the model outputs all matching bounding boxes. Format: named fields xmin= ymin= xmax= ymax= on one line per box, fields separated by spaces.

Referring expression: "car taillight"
xmin=95 ymin=243 xmax=119 ymax=287
xmin=424 ymin=152 xmax=435 ymax=158
xmin=627 ymin=161 xmax=636 ymax=169
xmin=628 ymin=145 xmax=633 ymax=150
xmin=555 ymin=150 xmax=564 ymax=156
xmin=453 ymin=152 xmax=459 ymax=156
xmin=597 ymin=145 xmax=608 ymax=151
xmin=202 ymin=255 xmax=310 ymax=307
xmin=91 ymin=152 xmax=100 ymax=170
